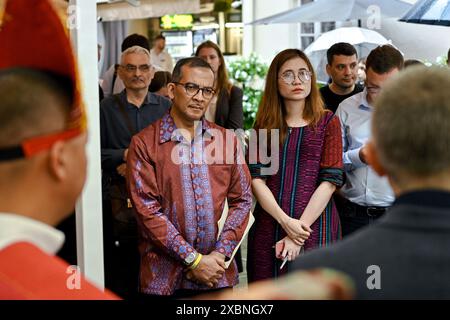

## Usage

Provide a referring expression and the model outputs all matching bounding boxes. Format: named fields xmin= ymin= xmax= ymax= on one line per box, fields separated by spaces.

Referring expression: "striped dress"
xmin=247 ymin=112 xmax=344 ymax=282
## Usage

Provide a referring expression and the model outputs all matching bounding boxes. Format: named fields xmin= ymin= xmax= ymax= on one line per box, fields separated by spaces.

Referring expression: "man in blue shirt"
xmin=294 ymin=66 xmax=450 ymax=299
xmin=100 ymin=45 xmax=171 ymax=298
xmin=335 ymin=45 xmax=403 ymax=236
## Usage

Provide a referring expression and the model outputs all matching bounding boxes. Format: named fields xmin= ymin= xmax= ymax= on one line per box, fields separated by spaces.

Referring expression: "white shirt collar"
xmin=0 ymin=213 xmax=65 ymax=254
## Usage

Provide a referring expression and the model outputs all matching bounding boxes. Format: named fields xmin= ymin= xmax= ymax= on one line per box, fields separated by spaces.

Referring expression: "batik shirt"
xmin=127 ymin=111 xmax=252 ymax=295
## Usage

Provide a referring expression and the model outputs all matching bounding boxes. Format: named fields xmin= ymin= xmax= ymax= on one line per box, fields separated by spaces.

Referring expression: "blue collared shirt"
xmin=335 ymin=89 xmax=394 ymax=207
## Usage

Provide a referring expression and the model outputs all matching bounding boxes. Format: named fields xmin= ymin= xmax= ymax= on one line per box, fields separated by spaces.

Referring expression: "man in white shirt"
xmin=150 ymin=34 xmax=174 ymax=72
xmin=335 ymin=45 xmax=404 ymax=236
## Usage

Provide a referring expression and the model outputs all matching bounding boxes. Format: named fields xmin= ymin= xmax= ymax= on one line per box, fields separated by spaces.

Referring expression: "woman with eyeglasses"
xmin=247 ymin=49 xmax=344 ymax=282
xmin=195 ymin=41 xmax=245 ymax=273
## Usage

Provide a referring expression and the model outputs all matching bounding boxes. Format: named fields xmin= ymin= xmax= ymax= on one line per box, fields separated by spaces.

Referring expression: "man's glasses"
xmin=172 ymin=82 xmax=215 ymax=99
xmin=121 ymin=64 xmax=153 ymax=73
xmin=279 ymin=69 xmax=312 ymax=85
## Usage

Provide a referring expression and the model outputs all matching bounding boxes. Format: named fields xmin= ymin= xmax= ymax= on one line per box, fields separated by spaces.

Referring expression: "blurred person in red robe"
xmin=0 ymin=0 xmax=117 ymax=300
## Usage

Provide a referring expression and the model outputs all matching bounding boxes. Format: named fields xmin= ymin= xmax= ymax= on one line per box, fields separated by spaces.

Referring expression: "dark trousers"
xmin=235 ymin=248 xmax=243 ymax=273
xmin=334 ymin=195 xmax=389 ymax=237
xmin=55 ymin=211 xmax=78 ymax=266
xmin=340 ymin=214 xmax=380 ymax=236
xmin=103 ymin=200 xmax=140 ymax=300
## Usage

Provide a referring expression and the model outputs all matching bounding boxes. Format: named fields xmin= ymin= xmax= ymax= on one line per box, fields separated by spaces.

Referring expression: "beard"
xmin=335 ymin=80 xmax=355 ymax=90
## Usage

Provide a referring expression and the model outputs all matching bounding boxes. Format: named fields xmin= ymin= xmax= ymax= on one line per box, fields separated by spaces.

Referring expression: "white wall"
xmin=244 ymin=0 xmax=450 ymax=65
xmin=243 ymin=0 xmax=300 ymax=63
xmin=128 ymin=19 xmax=149 ymax=38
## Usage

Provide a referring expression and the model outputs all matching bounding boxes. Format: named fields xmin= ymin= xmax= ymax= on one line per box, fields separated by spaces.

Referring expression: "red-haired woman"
xmin=247 ymin=49 xmax=344 ymax=282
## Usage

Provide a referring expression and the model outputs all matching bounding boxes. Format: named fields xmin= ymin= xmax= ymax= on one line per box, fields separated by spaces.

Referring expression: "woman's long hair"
xmin=195 ymin=41 xmax=232 ymax=94
xmin=253 ymin=49 xmax=325 ymax=146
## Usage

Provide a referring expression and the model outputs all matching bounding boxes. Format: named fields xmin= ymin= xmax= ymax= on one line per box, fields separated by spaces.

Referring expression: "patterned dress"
xmin=247 ymin=112 xmax=344 ymax=282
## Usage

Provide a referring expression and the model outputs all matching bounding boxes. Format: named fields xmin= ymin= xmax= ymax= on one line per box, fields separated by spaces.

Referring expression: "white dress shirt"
xmin=100 ymin=64 xmax=125 ymax=98
xmin=336 ymin=89 xmax=395 ymax=207
xmin=0 ymin=213 xmax=64 ymax=254
xmin=150 ymin=48 xmax=174 ymax=72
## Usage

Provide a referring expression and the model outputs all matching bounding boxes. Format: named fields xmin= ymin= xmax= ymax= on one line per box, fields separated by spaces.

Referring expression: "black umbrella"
xmin=400 ymin=0 xmax=450 ymax=26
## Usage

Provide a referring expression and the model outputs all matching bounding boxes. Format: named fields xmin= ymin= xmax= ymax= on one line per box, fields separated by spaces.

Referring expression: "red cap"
xmin=0 ymin=0 xmax=86 ymax=158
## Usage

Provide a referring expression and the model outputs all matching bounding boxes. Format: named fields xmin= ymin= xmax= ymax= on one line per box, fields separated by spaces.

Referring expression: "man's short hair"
xmin=121 ymin=33 xmax=150 ymax=52
xmin=120 ymin=46 xmax=151 ymax=65
xmin=171 ymin=57 xmax=213 ymax=83
xmin=372 ymin=66 xmax=450 ymax=184
xmin=404 ymin=59 xmax=424 ymax=68
xmin=326 ymin=42 xmax=358 ymax=65
xmin=149 ymin=71 xmax=171 ymax=92
xmin=366 ymin=45 xmax=404 ymax=74
xmin=0 ymin=68 xmax=73 ymax=148
xmin=155 ymin=34 xmax=165 ymax=41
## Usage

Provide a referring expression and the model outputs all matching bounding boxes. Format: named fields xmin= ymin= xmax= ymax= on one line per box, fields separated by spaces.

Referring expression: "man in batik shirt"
xmin=127 ymin=57 xmax=252 ymax=298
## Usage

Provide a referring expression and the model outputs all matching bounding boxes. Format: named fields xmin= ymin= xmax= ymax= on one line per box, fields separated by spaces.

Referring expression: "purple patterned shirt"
xmin=127 ymin=111 xmax=252 ymax=295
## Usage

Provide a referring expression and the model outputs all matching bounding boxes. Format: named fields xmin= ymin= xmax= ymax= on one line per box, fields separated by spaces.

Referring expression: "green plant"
xmin=214 ymin=0 xmax=232 ymax=12
xmin=421 ymin=54 xmax=448 ymax=67
xmin=434 ymin=54 xmax=448 ymax=66
xmin=227 ymin=53 xmax=268 ymax=129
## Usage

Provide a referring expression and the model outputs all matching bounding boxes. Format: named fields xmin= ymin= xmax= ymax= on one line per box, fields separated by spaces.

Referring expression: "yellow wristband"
xmin=189 ymin=253 xmax=202 ymax=270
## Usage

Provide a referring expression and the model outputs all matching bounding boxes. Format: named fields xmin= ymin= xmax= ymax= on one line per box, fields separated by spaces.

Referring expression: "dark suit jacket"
xmin=293 ymin=191 xmax=450 ymax=299
xmin=215 ymin=85 xmax=244 ymax=130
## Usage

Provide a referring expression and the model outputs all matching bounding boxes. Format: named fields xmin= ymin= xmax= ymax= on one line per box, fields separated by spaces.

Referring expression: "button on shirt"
xmin=335 ymin=89 xmax=394 ymax=207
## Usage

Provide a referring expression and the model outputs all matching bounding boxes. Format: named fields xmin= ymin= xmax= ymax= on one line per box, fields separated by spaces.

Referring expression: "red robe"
xmin=0 ymin=242 xmax=119 ymax=300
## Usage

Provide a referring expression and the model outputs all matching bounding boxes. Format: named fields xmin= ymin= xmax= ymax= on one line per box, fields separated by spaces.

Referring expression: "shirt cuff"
xmin=215 ymin=239 xmax=237 ymax=259
xmin=248 ymin=163 xmax=271 ymax=179
xmin=171 ymin=239 xmax=197 ymax=263
xmin=345 ymin=148 xmax=365 ymax=168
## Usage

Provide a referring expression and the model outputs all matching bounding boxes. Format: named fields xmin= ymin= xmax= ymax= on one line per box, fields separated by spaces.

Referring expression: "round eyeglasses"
xmin=279 ymin=69 xmax=312 ymax=85
xmin=173 ymin=82 xmax=215 ymax=99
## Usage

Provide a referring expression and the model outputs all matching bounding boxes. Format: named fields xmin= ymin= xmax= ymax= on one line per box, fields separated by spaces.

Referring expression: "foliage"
xmin=227 ymin=53 xmax=268 ymax=129
xmin=422 ymin=54 xmax=448 ymax=67
xmin=214 ymin=0 xmax=232 ymax=12
xmin=433 ymin=54 xmax=448 ymax=66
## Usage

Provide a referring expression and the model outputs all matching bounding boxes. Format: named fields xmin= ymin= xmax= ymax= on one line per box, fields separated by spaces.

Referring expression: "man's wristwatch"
xmin=183 ymin=252 xmax=197 ymax=267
